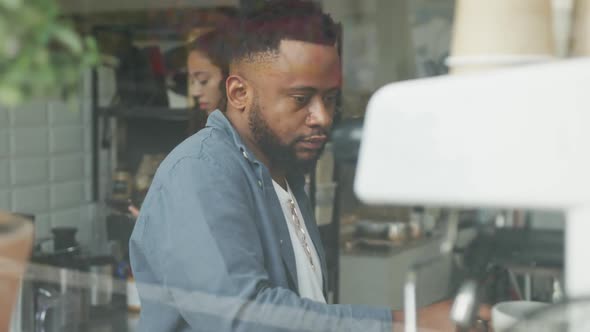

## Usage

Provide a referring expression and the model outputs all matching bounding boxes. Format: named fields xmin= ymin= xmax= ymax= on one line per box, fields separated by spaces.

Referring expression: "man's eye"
xmin=199 ymin=80 xmax=208 ymax=85
xmin=293 ymin=95 xmax=310 ymax=105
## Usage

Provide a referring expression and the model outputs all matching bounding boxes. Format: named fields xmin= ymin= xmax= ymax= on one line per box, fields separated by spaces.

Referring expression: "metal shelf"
xmin=99 ymin=106 xmax=190 ymax=121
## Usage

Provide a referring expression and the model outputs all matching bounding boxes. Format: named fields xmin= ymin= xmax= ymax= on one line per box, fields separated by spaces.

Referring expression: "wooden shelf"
xmin=99 ymin=106 xmax=190 ymax=121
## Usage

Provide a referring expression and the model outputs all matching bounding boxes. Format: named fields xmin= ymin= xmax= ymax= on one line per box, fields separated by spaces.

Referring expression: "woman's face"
xmin=188 ymin=51 xmax=223 ymax=114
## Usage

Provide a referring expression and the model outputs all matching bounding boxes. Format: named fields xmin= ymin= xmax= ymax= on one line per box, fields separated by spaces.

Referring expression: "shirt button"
xmin=242 ymin=151 xmax=249 ymax=160
xmin=257 ymin=180 xmax=263 ymax=188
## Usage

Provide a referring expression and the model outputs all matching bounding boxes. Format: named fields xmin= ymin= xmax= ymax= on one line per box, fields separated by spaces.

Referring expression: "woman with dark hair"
xmin=186 ymin=28 xmax=231 ymax=134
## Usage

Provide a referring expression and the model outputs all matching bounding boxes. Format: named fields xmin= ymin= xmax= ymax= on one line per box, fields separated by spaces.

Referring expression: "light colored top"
xmin=272 ymin=180 xmax=326 ymax=303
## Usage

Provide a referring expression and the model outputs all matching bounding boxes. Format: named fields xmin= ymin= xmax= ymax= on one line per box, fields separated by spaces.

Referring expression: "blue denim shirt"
xmin=130 ymin=110 xmax=393 ymax=331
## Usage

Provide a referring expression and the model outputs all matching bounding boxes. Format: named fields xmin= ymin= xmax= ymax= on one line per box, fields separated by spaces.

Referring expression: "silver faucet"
xmin=450 ymin=280 xmax=480 ymax=330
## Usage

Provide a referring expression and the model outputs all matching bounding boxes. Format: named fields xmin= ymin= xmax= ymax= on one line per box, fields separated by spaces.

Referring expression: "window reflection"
xmin=1 ymin=1 xmax=567 ymax=331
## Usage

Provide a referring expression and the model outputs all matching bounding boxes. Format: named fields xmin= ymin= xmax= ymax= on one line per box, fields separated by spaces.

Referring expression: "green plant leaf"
xmin=0 ymin=0 xmax=99 ymax=107
xmin=52 ymin=25 xmax=83 ymax=54
xmin=0 ymin=0 xmax=22 ymax=11
xmin=0 ymin=84 xmax=22 ymax=106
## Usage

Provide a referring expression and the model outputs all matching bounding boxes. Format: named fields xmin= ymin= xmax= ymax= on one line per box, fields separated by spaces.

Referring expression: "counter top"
xmin=341 ymin=234 xmax=442 ymax=257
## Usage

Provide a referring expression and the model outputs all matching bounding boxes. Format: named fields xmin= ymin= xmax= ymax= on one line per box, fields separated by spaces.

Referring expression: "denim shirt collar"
xmin=206 ymin=110 xmax=305 ymax=188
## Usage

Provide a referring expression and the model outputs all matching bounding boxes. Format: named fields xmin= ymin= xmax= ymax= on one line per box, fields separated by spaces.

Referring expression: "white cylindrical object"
xmin=451 ymin=0 xmax=555 ymax=56
xmin=127 ymin=278 xmax=141 ymax=312
xmin=449 ymin=0 xmax=555 ymax=74
xmin=404 ymin=272 xmax=417 ymax=332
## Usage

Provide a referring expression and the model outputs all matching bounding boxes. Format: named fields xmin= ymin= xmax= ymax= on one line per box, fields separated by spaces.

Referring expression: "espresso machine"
xmin=354 ymin=59 xmax=590 ymax=331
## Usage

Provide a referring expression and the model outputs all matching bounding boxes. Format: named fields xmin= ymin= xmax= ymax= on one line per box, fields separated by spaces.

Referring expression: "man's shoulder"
xmin=156 ymin=127 xmax=244 ymax=181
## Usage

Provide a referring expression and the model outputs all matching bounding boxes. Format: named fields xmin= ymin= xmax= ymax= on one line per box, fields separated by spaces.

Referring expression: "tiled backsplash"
xmin=0 ymin=131 xmax=8 ymax=156
xmin=0 ymin=190 xmax=10 ymax=211
xmin=11 ymin=185 xmax=50 ymax=215
xmin=0 ymin=158 xmax=8 ymax=186
xmin=11 ymin=158 xmax=49 ymax=186
xmin=0 ymin=73 xmax=99 ymax=245
xmin=11 ymin=128 xmax=49 ymax=157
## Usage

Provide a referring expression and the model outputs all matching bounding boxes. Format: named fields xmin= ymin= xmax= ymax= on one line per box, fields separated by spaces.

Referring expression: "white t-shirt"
xmin=272 ymin=180 xmax=326 ymax=303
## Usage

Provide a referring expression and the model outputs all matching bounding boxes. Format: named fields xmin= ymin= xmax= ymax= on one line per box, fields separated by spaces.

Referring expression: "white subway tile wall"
xmin=84 ymin=126 xmax=93 ymax=153
xmin=0 ymin=107 xmax=8 ymax=128
xmin=1 ymin=73 xmax=97 ymax=242
xmin=82 ymin=99 xmax=92 ymax=125
xmin=49 ymin=100 xmax=82 ymax=126
xmin=0 ymin=190 xmax=10 ymax=210
xmin=0 ymin=158 xmax=8 ymax=187
xmin=10 ymin=158 xmax=49 ymax=186
xmin=34 ymin=213 xmax=51 ymax=239
xmin=12 ymin=185 xmax=50 ymax=214
xmin=50 ymin=181 xmax=85 ymax=210
xmin=51 ymin=155 xmax=84 ymax=182
xmin=51 ymin=207 xmax=82 ymax=229
xmin=0 ymin=131 xmax=8 ymax=156
xmin=11 ymin=102 xmax=48 ymax=127
xmin=50 ymin=127 xmax=84 ymax=154
xmin=84 ymin=155 xmax=93 ymax=179
xmin=85 ymin=180 xmax=93 ymax=202
xmin=11 ymin=129 xmax=49 ymax=157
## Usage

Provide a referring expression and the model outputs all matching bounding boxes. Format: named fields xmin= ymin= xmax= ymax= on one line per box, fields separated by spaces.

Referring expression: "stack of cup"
xmin=572 ymin=0 xmax=590 ymax=55
xmin=447 ymin=0 xmax=556 ymax=74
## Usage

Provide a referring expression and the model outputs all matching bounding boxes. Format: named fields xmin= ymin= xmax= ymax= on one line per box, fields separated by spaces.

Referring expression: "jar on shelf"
xmin=111 ymin=169 xmax=133 ymax=201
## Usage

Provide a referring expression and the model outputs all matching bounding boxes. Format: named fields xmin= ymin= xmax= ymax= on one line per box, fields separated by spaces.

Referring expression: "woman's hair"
xmin=186 ymin=28 xmax=231 ymax=135
xmin=188 ymin=29 xmax=231 ymax=84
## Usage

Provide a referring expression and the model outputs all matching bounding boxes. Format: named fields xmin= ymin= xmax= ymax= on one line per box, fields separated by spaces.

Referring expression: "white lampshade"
xmin=449 ymin=0 xmax=555 ymax=73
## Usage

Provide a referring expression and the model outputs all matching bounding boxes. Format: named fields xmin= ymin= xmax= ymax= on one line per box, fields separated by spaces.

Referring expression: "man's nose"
xmin=307 ymin=97 xmax=333 ymax=129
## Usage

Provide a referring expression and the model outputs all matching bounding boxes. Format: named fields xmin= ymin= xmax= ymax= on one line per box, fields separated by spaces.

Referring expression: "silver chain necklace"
xmin=285 ymin=184 xmax=315 ymax=271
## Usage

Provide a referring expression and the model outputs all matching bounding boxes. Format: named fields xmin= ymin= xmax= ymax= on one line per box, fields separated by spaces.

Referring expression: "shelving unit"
xmin=97 ymin=106 xmax=192 ymax=179
xmin=88 ymin=21 xmax=195 ymax=265
xmin=90 ymin=18 xmax=195 ymax=198
xmin=98 ymin=107 xmax=190 ymax=121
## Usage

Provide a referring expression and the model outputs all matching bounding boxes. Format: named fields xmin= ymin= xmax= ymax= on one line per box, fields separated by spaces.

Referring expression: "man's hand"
xmin=393 ymin=299 xmax=454 ymax=331
xmin=417 ymin=299 xmax=455 ymax=331
xmin=128 ymin=204 xmax=140 ymax=218
xmin=392 ymin=300 xmax=492 ymax=332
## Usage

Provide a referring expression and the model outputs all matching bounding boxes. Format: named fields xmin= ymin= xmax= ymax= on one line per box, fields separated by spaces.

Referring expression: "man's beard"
xmin=248 ymin=96 xmax=327 ymax=174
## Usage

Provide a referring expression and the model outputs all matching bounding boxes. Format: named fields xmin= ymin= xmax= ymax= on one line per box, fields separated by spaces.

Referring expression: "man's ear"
xmin=226 ymin=75 xmax=250 ymax=112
